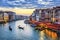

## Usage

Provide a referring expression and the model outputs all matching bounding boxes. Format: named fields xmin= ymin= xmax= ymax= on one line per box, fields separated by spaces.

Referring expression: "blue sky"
xmin=0 ymin=0 xmax=60 ymax=8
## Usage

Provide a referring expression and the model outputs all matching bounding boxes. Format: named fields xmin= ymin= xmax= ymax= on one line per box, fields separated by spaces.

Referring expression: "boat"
xmin=9 ymin=26 xmax=12 ymax=31
xmin=18 ymin=25 xmax=24 ymax=30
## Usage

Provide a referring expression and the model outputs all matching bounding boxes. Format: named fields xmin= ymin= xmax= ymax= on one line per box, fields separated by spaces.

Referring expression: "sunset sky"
xmin=0 ymin=7 xmax=35 ymax=16
xmin=13 ymin=8 xmax=35 ymax=16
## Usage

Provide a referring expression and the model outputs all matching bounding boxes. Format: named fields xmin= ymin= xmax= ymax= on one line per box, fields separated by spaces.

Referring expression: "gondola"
xmin=9 ymin=26 xmax=12 ymax=31
xmin=18 ymin=25 xmax=24 ymax=30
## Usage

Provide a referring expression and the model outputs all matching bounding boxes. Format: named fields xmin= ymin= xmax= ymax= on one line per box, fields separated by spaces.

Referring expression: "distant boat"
xmin=24 ymin=20 xmax=30 ymax=24
xmin=18 ymin=25 xmax=24 ymax=30
xmin=9 ymin=26 xmax=12 ymax=31
xmin=30 ymin=24 xmax=36 ymax=27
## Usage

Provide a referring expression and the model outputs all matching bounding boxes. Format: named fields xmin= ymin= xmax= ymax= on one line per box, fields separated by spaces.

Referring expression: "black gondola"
xmin=18 ymin=25 xmax=24 ymax=30
xmin=9 ymin=26 xmax=12 ymax=31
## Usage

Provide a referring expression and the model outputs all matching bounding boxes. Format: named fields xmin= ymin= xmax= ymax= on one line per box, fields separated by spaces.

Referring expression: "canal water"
xmin=0 ymin=20 xmax=59 ymax=40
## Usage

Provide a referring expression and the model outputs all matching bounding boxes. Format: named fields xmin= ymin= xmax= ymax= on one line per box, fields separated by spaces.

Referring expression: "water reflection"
xmin=39 ymin=30 xmax=45 ymax=40
xmin=38 ymin=29 xmax=58 ymax=40
xmin=44 ymin=29 xmax=58 ymax=40
xmin=0 ymin=20 xmax=59 ymax=40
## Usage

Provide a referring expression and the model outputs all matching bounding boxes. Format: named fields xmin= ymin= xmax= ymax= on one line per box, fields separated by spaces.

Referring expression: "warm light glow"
xmin=39 ymin=30 xmax=45 ymax=40
xmin=45 ymin=29 xmax=57 ymax=40
xmin=51 ymin=18 xmax=56 ymax=22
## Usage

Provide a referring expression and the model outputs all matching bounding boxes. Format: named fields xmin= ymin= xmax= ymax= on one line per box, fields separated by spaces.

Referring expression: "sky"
xmin=0 ymin=0 xmax=60 ymax=15
xmin=0 ymin=7 xmax=35 ymax=16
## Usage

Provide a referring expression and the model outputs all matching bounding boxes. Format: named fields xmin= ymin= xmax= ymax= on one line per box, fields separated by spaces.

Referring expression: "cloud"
xmin=18 ymin=0 xmax=25 ymax=2
xmin=0 ymin=7 xmax=13 ymax=11
xmin=7 ymin=0 xmax=25 ymax=2
xmin=5 ymin=0 xmax=38 ymax=8
xmin=6 ymin=0 xmax=25 ymax=7
xmin=47 ymin=0 xmax=53 ymax=1
xmin=37 ymin=0 xmax=54 ymax=5
xmin=7 ymin=1 xmax=21 ymax=6
xmin=38 ymin=1 xmax=50 ymax=5
xmin=0 ymin=0 xmax=60 ymax=8
xmin=38 ymin=0 xmax=43 ymax=1
xmin=20 ymin=3 xmax=38 ymax=8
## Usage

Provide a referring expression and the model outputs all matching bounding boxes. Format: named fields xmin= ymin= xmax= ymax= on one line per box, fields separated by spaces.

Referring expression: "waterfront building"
xmin=53 ymin=6 xmax=60 ymax=24
xmin=5 ymin=11 xmax=16 ymax=21
xmin=0 ymin=11 xmax=4 ymax=22
xmin=0 ymin=11 xmax=16 ymax=23
xmin=29 ymin=6 xmax=60 ymax=24
xmin=31 ymin=9 xmax=40 ymax=21
xmin=4 ymin=12 xmax=9 ymax=22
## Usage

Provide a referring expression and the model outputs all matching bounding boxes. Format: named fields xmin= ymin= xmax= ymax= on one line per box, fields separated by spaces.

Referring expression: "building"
xmin=29 ymin=6 xmax=60 ymax=32
xmin=30 ymin=6 xmax=60 ymax=24
xmin=4 ymin=12 xmax=9 ymax=22
xmin=5 ymin=11 xmax=16 ymax=21
xmin=52 ymin=6 xmax=60 ymax=24
xmin=0 ymin=11 xmax=16 ymax=23
xmin=0 ymin=11 xmax=4 ymax=23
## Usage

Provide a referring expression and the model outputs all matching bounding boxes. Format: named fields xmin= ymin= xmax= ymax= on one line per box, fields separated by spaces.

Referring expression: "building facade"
xmin=0 ymin=11 xmax=4 ymax=22
xmin=30 ymin=6 xmax=60 ymax=24
xmin=0 ymin=11 xmax=16 ymax=23
xmin=5 ymin=11 xmax=16 ymax=21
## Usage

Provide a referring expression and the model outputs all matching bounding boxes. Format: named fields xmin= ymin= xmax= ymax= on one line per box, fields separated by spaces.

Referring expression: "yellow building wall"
xmin=4 ymin=13 xmax=9 ymax=22
xmin=4 ymin=16 xmax=9 ymax=22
